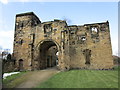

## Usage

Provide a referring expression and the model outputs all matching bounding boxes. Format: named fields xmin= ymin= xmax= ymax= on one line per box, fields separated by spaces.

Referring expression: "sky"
xmin=0 ymin=0 xmax=119 ymax=56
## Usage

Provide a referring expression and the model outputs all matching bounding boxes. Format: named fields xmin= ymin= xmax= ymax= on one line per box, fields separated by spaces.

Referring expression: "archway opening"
xmin=39 ymin=41 xmax=59 ymax=69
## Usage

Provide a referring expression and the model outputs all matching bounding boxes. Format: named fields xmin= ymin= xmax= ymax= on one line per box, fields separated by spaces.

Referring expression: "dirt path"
xmin=16 ymin=67 xmax=60 ymax=88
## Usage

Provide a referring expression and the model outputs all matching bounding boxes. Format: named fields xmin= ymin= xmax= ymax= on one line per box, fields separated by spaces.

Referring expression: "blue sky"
xmin=0 ymin=1 xmax=118 ymax=56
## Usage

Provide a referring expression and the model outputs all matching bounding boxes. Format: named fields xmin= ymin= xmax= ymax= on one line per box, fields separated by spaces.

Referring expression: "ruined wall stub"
xmin=13 ymin=12 xmax=113 ymax=71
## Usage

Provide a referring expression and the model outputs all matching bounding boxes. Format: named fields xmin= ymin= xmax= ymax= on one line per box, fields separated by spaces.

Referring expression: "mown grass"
xmin=3 ymin=71 xmax=27 ymax=88
xmin=36 ymin=69 xmax=118 ymax=88
xmin=113 ymin=66 xmax=120 ymax=71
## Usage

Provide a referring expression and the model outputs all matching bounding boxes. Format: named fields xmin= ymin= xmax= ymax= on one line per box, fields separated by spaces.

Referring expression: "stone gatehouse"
xmin=13 ymin=12 xmax=113 ymax=71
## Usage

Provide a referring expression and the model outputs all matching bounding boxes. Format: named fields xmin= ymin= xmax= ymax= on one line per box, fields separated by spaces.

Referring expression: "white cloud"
xmin=0 ymin=30 xmax=14 ymax=53
xmin=0 ymin=30 xmax=14 ymax=38
xmin=0 ymin=0 xmax=8 ymax=4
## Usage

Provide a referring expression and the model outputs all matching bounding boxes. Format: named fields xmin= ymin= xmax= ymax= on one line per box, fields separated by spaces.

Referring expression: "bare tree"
xmin=62 ymin=16 xmax=72 ymax=25
xmin=2 ymin=49 xmax=11 ymax=60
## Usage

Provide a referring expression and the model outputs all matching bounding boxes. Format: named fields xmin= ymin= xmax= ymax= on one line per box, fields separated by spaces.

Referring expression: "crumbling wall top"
xmin=16 ymin=12 xmax=41 ymax=22
xmin=16 ymin=12 xmax=36 ymax=17
xmin=84 ymin=21 xmax=109 ymax=26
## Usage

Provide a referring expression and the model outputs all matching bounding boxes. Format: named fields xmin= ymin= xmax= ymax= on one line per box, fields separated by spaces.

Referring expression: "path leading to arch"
xmin=16 ymin=67 xmax=60 ymax=88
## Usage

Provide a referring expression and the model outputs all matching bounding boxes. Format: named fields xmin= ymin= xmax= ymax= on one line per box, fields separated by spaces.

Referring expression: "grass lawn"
xmin=3 ymin=71 xmax=27 ymax=88
xmin=36 ymin=69 xmax=118 ymax=88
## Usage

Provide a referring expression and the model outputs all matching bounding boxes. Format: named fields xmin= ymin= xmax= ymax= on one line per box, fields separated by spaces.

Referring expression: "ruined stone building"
xmin=13 ymin=12 xmax=113 ymax=71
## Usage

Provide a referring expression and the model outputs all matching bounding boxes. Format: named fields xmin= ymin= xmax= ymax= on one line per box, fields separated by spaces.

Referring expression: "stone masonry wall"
xmin=13 ymin=12 xmax=113 ymax=71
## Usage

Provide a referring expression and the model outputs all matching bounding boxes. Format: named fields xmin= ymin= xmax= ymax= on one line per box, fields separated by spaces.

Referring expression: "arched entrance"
xmin=38 ymin=40 xmax=60 ymax=69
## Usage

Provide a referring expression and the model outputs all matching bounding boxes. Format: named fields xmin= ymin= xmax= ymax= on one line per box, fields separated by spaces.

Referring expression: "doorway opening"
xmin=19 ymin=59 xmax=23 ymax=71
xmin=39 ymin=41 xmax=59 ymax=69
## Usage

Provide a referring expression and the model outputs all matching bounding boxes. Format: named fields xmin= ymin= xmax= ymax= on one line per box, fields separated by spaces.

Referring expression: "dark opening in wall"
xmin=81 ymin=36 xmax=86 ymax=41
xmin=53 ymin=28 xmax=57 ymax=35
xmin=18 ymin=22 xmax=24 ymax=29
xmin=83 ymin=49 xmax=91 ymax=65
xmin=44 ymin=24 xmax=52 ymax=34
xmin=65 ymin=67 xmax=67 ymax=69
xmin=91 ymin=27 xmax=98 ymax=33
xmin=77 ymin=35 xmax=86 ymax=44
xmin=100 ymin=24 xmax=106 ymax=32
xmin=19 ymin=39 xmax=23 ymax=45
xmin=39 ymin=41 xmax=58 ymax=69
xmin=21 ymin=23 xmax=24 ymax=27
xmin=21 ymin=39 xmax=23 ymax=45
xmin=19 ymin=59 xmax=23 ymax=71
xmin=14 ymin=60 xmax=16 ymax=65
xmin=72 ymin=41 xmax=75 ymax=45
xmin=70 ymin=30 xmax=75 ymax=34
xmin=91 ymin=26 xmax=99 ymax=40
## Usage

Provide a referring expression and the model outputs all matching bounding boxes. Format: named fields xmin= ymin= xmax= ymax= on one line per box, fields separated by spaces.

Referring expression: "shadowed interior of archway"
xmin=39 ymin=41 xmax=58 ymax=69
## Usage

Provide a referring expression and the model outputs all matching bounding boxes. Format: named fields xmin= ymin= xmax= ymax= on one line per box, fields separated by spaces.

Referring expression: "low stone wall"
xmin=3 ymin=60 xmax=17 ymax=73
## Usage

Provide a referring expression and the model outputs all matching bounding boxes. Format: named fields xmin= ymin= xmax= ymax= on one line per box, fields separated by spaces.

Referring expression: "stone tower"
xmin=13 ymin=12 xmax=113 ymax=71
xmin=13 ymin=12 xmax=41 ymax=70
